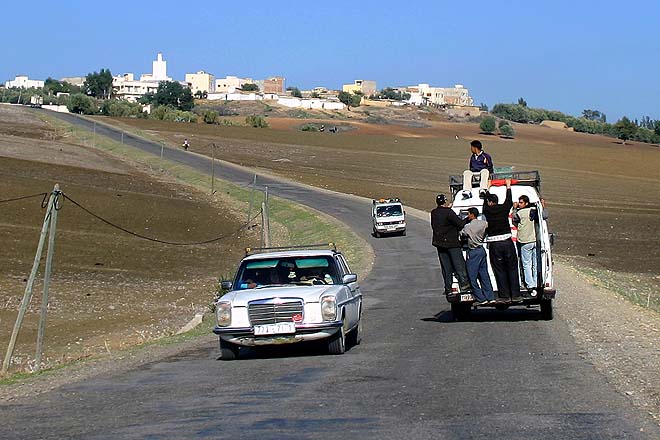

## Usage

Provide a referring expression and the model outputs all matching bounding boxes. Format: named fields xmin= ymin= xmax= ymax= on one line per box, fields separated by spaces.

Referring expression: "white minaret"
xmin=152 ymin=52 xmax=167 ymax=81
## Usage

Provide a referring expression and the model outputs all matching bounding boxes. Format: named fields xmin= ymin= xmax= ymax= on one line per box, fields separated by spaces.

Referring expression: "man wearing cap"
xmin=462 ymin=140 xmax=494 ymax=194
xmin=482 ymin=178 xmax=521 ymax=302
xmin=431 ymin=194 xmax=471 ymax=296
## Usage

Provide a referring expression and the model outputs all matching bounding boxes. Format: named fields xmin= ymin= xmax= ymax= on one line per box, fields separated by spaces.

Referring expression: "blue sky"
xmin=2 ymin=0 xmax=658 ymax=121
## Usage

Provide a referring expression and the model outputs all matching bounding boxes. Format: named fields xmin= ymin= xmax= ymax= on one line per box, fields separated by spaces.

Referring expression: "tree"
xmin=582 ymin=109 xmax=606 ymax=123
xmin=498 ymin=119 xmax=510 ymax=129
xmin=310 ymin=91 xmax=320 ymax=99
xmin=145 ymin=81 xmax=194 ymax=111
xmin=614 ymin=117 xmax=637 ymax=144
xmin=338 ymin=91 xmax=361 ymax=109
xmin=287 ymin=86 xmax=303 ymax=98
xmin=241 ymin=83 xmax=259 ymax=92
xmin=67 ymin=93 xmax=98 ymax=114
xmin=194 ymin=90 xmax=208 ymax=99
xmin=203 ymin=110 xmax=218 ymax=124
xmin=84 ymin=69 xmax=113 ymax=99
xmin=374 ymin=87 xmax=411 ymax=101
xmin=518 ymin=97 xmax=527 ymax=107
xmin=500 ymin=123 xmax=515 ymax=138
xmin=479 ymin=103 xmax=488 ymax=111
xmin=480 ymin=116 xmax=496 ymax=134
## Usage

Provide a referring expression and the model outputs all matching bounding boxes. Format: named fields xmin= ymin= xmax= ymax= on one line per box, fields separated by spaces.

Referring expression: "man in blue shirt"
xmin=462 ymin=140 xmax=494 ymax=195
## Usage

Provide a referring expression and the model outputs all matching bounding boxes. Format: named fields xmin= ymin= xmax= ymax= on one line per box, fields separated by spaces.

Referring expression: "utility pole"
xmin=2 ymin=185 xmax=58 ymax=375
xmin=35 ymin=185 xmax=60 ymax=371
xmin=211 ymin=143 xmax=216 ymax=194
xmin=263 ymin=186 xmax=271 ymax=247
xmin=247 ymin=174 xmax=257 ymax=227
xmin=93 ymin=121 xmax=96 ymax=147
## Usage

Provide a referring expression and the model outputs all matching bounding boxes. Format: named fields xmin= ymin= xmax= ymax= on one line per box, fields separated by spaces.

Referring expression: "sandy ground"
xmin=0 ymin=105 xmax=256 ymax=373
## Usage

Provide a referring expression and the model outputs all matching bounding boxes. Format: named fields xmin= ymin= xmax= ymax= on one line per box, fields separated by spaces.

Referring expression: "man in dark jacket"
xmin=431 ymin=194 xmax=471 ymax=295
xmin=482 ymin=178 xmax=521 ymax=302
xmin=463 ymin=140 xmax=494 ymax=194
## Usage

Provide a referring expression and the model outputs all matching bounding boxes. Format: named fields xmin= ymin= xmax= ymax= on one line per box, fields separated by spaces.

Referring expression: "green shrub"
xmin=500 ymin=123 xmax=515 ymax=138
xmin=67 ymin=93 xmax=99 ymax=115
xmin=203 ymin=110 xmax=218 ymax=124
xmin=246 ymin=115 xmax=269 ymax=128
xmin=480 ymin=116 xmax=496 ymax=134
xmin=300 ymin=124 xmax=319 ymax=132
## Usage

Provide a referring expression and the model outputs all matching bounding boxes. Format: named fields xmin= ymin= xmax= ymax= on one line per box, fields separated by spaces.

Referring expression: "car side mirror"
xmin=342 ymin=274 xmax=358 ymax=284
xmin=220 ymin=280 xmax=233 ymax=290
xmin=549 ymin=233 xmax=555 ymax=246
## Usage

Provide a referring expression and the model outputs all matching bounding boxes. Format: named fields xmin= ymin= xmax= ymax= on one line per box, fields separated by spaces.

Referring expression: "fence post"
xmin=246 ymin=174 xmax=257 ymax=227
xmin=264 ymin=186 xmax=271 ymax=247
xmin=2 ymin=185 xmax=56 ymax=374
xmin=211 ymin=143 xmax=216 ymax=194
xmin=35 ymin=185 xmax=61 ymax=371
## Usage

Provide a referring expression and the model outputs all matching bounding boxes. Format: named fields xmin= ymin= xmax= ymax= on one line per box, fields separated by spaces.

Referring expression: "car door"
xmin=337 ymin=255 xmax=360 ymax=329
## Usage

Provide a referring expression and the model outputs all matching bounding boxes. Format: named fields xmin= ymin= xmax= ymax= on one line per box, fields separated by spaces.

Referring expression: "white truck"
xmin=372 ymin=198 xmax=406 ymax=237
xmin=447 ymin=170 xmax=556 ymax=320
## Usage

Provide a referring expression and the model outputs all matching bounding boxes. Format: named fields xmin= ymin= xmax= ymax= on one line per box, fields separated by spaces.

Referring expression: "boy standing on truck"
xmin=460 ymin=207 xmax=495 ymax=305
xmin=483 ymin=178 xmax=521 ymax=302
xmin=514 ymin=195 xmax=548 ymax=295
xmin=431 ymin=194 xmax=471 ymax=296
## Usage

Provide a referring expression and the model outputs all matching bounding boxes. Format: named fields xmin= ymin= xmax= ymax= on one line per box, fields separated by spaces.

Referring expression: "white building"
xmin=113 ymin=52 xmax=175 ymax=102
xmin=214 ymin=76 xmax=254 ymax=93
xmin=5 ymin=75 xmax=45 ymax=89
xmin=407 ymin=84 xmax=474 ymax=107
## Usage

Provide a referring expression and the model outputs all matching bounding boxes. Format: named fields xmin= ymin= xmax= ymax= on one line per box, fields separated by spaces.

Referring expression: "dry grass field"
xmin=0 ymin=105 xmax=255 ymax=372
xmin=106 ymin=108 xmax=660 ymax=297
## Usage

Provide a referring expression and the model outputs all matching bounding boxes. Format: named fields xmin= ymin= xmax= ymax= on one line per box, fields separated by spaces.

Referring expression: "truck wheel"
xmin=540 ymin=299 xmax=553 ymax=320
xmin=328 ymin=320 xmax=347 ymax=355
xmin=451 ymin=303 xmax=471 ymax=321
xmin=219 ymin=338 xmax=239 ymax=360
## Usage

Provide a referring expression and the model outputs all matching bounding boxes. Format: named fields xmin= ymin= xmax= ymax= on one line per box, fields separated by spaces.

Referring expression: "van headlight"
xmin=321 ymin=296 xmax=337 ymax=321
xmin=216 ymin=302 xmax=232 ymax=327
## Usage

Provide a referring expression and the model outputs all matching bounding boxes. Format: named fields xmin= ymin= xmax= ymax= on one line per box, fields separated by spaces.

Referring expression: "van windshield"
xmin=376 ymin=205 xmax=403 ymax=217
xmin=236 ymin=256 xmax=339 ymax=290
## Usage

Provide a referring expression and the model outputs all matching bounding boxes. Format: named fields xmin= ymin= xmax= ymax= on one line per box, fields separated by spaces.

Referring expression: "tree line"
xmin=490 ymin=102 xmax=660 ymax=144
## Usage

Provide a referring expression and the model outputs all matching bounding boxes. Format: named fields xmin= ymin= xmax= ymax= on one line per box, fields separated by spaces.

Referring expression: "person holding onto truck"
xmin=460 ymin=207 xmax=495 ymax=305
xmin=431 ymin=194 xmax=471 ymax=296
xmin=513 ymin=195 xmax=549 ymax=295
xmin=462 ymin=140 xmax=494 ymax=195
xmin=482 ymin=178 xmax=521 ymax=302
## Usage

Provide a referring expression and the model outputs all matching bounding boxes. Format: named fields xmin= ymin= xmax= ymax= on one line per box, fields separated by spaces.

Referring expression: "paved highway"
xmin=3 ymin=111 xmax=657 ymax=439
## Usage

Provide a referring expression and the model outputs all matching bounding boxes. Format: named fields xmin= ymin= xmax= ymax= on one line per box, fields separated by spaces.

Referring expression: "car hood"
xmin=222 ymin=285 xmax=343 ymax=307
xmin=376 ymin=215 xmax=405 ymax=222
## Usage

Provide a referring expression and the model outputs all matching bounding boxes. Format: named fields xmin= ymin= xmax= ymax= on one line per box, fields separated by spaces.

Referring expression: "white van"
xmin=447 ymin=170 xmax=556 ymax=320
xmin=372 ymin=198 xmax=406 ymax=238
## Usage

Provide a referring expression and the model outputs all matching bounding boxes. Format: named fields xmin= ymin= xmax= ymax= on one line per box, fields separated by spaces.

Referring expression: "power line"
xmin=0 ymin=192 xmax=49 ymax=204
xmin=61 ymin=193 xmax=261 ymax=246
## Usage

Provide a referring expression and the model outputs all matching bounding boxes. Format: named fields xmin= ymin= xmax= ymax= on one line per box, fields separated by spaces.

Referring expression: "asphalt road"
xmin=3 ymin=111 xmax=657 ymax=439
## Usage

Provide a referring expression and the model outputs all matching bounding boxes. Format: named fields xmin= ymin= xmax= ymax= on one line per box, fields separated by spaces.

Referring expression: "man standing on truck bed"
xmin=460 ymin=207 xmax=495 ymax=305
xmin=514 ymin=195 xmax=548 ymax=295
xmin=431 ymin=194 xmax=471 ymax=296
xmin=482 ymin=178 xmax=521 ymax=302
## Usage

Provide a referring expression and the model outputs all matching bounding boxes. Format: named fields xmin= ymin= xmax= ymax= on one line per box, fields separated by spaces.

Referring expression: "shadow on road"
xmin=422 ymin=308 xmax=547 ymax=323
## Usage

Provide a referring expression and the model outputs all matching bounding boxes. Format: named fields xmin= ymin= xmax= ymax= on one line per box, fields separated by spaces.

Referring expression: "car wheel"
xmin=401 ymin=230 xmax=407 ymax=237
xmin=540 ymin=299 xmax=553 ymax=320
xmin=451 ymin=302 xmax=471 ymax=321
xmin=219 ymin=338 xmax=239 ymax=360
xmin=374 ymin=229 xmax=381 ymax=238
xmin=347 ymin=312 xmax=362 ymax=347
xmin=328 ymin=320 xmax=347 ymax=355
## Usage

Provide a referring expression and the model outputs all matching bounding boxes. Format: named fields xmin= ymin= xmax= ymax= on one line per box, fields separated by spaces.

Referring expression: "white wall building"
xmin=113 ymin=53 xmax=174 ymax=102
xmin=407 ymin=84 xmax=474 ymax=106
xmin=214 ymin=76 xmax=254 ymax=93
xmin=5 ymin=75 xmax=45 ymax=89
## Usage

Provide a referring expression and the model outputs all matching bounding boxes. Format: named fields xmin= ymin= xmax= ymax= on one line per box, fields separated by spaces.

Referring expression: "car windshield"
xmin=235 ymin=256 xmax=340 ymax=290
xmin=376 ymin=205 xmax=403 ymax=217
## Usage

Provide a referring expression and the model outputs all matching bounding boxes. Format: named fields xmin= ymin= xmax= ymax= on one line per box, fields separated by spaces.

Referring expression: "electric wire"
xmin=61 ymin=193 xmax=262 ymax=246
xmin=0 ymin=192 xmax=49 ymax=204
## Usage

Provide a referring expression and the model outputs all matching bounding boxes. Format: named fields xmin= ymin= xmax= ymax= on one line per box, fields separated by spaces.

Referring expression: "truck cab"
xmin=372 ymin=198 xmax=406 ymax=238
xmin=447 ymin=170 xmax=556 ymax=320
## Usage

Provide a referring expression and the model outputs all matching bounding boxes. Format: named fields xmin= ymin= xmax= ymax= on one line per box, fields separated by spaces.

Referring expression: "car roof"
xmin=242 ymin=250 xmax=338 ymax=261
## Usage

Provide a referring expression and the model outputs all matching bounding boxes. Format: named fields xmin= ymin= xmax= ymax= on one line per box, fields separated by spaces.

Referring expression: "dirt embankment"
xmin=0 ymin=105 xmax=256 ymax=373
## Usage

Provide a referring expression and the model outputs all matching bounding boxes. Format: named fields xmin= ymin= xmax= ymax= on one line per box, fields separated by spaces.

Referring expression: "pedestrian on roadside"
xmin=513 ymin=195 xmax=548 ymax=295
xmin=482 ymin=178 xmax=521 ymax=302
xmin=462 ymin=140 xmax=494 ymax=195
xmin=460 ymin=207 xmax=495 ymax=305
xmin=431 ymin=194 xmax=471 ymax=296
xmin=182 ymin=138 xmax=190 ymax=151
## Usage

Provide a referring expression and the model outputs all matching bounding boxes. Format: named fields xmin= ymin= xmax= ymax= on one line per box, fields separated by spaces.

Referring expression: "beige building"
xmin=185 ymin=71 xmax=215 ymax=94
xmin=342 ymin=79 xmax=377 ymax=96
xmin=407 ymin=84 xmax=474 ymax=107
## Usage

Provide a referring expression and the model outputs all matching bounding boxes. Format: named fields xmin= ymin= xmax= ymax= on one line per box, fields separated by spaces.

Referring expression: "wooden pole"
xmin=246 ymin=174 xmax=257 ymax=227
xmin=211 ymin=143 xmax=216 ymax=194
xmin=2 ymin=186 xmax=56 ymax=374
xmin=264 ymin=186 xmax=271 ymax=247
xmin=35 ymin=185 xmax=60 ymax=371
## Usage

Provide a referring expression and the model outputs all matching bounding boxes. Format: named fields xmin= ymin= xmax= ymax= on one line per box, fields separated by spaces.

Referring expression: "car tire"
xmin=374 ymin=229 xmax=381 ymax=238
xmin=401 ymin=230 xmax=407 ymax=236
xmin=451 ymin=302 xmax=471 ymax=321
xmin=328 ymin=320 xmax=347 ymax=355
xmin=347 ymin=313 xmax=362 ymax=347
xmin=540 ymin=299 xmax=553 ymax=320
xmin=219 ymin=338 xmax=239 ymax=360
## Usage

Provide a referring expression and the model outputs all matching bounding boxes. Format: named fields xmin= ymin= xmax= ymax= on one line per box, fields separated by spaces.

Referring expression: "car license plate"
xmin=460 ymin=294 xmax=474 ymax=302
xmin=387 ymin=225 xmax=397 ymax=230
xmin=254 ymin=322 xmax=296 ymax=336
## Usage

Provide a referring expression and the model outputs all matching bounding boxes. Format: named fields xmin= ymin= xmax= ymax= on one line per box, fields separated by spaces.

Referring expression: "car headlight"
xmin=216 ymin=302 xmax=231 ymax=327
xmin=321 ymin=296 xmax=337 ymax=321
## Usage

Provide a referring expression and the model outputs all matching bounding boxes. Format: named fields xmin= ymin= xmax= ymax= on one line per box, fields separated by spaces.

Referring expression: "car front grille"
xmin=381 ymin=220 xmax=403 ymax=226
xmin=248 ymin=300 xmax=304 ymax=326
